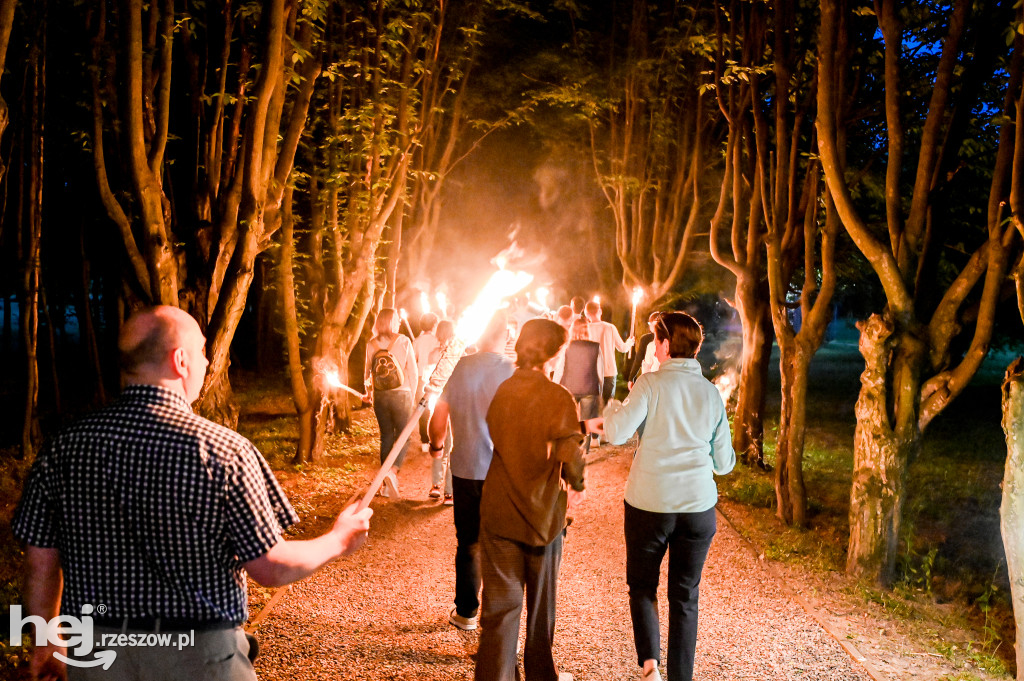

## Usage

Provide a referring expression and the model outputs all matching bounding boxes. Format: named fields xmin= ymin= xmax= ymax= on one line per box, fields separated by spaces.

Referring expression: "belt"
xmin=93 ymin=616 xmax=236 ymax=632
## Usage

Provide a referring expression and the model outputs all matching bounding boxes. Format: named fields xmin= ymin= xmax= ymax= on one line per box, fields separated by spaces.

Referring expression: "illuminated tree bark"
xmin=818 ymin=0 xmax=1019 ymax=585
xmin=88 ymin=0 xmax=321 ymax=427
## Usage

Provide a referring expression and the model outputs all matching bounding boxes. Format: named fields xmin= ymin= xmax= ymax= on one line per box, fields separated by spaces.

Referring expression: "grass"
xmin=713 ymin=338 xmax=1020 ymax=677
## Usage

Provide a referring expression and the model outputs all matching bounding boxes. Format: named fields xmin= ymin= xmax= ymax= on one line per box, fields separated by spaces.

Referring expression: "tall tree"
xmin=818 ymin=0 xmax=1020 ymax=585
xmin=570 ymin=0 xmax=721 ymax=304
xmin=707 ymin=0 xmax=774 ymax=467
xmin=88 ymin=0 xmax=323 ymax=426
xmin=18 ymin=0 xmax=45 ymax=458
xmin=755 ymin=0 xmax=841 ymax=526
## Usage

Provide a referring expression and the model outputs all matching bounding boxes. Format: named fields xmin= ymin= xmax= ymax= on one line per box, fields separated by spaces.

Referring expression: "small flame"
xmin=592 ymin=294 xmax=601 ymax=305
xmin=456 ymin=269 xmax=534 ymax=344
xmin=324 ymin=369 xmax=343 ymax=389
xmin=632 ymin=287 xmax=644 ymax=305
xmin=436 ymin=291 xmax=449 ymax=318
xmin=535 ymin=286 xmax=550 ymax=310
xmin=713 ymin=369 xmax=739 ymax=406
xmin=420 ymin=292 xmax=431 ymax=314
xmin=399 ymin=308 xmax=408 ymax=320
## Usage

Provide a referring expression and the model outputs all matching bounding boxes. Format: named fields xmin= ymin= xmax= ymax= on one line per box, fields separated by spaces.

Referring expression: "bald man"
xmin=13 ymin=306 xmax=372 ymax=681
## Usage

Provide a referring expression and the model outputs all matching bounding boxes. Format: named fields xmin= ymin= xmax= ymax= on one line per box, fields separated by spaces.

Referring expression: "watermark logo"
xmin=9 ymin=604 xmax=195 ymax=670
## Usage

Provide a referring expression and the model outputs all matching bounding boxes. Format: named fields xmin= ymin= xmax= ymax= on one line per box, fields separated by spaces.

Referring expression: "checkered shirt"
xmin=12 ymin=384 xmax=298 ymax=624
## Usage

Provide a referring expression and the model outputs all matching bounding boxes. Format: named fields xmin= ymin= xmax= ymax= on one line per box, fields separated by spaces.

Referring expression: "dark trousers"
xmin=452 ymin=475 xmax=485 ymax=617
xmin=373 ymin=388 xmax=412 ymax=468
xmin=624 ymin=502 xmax=716 ymax=681
xmin=474 ymin=529 xmax=564 ymax=681
xmin=601 ymin=375 xmax=616 ymax=404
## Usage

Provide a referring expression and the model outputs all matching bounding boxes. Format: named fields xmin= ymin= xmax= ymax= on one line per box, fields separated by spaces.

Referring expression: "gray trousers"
xmin=69 ymin=625 xmax=254 ymax=681
xmin=474 ymin=529 xmax=564 ymax=681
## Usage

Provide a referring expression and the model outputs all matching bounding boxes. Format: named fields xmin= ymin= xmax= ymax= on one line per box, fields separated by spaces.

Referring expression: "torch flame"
xmin=456 ymin=269 xmax=534 ymax=344
xmin=324 ymin=369 xmax=343 ymax=389
xmin=399 ymin=308 xmax=408 ymax=320
xmin=535 ymin=286 xmax=550 ymax=311
xmin=632 ymin=287 xmax=644 ymax=305
xmin=420 ymin=292 xmax=431 ymax=314
xmin=593 ymin=294 xmax=601 ymax=305
xmin=436 ymin=291 xmax=449 ymax=318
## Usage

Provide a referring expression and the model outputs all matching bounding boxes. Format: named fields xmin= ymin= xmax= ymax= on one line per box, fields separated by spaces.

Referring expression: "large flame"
xmin=420 ymin=292 xmax=431 ymax=314
xmin=456 ymin=269 xmax=534 ymax=344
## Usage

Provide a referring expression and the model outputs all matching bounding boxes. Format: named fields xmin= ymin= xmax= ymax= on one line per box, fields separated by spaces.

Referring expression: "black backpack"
xmin=371 ymin=337 xmax=405 ymax=391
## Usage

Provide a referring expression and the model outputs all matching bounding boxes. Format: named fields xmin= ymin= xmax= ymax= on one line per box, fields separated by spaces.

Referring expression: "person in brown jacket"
xmin=474 ymin=318 xmax=587 ymax=681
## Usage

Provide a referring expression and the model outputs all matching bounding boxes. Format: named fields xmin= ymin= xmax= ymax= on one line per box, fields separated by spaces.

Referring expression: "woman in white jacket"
xmin=597 ymin=312 xmax=735 ymax=681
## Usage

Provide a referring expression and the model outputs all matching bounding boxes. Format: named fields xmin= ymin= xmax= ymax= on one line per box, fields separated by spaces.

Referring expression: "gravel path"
xmin=252 ymin=441 xmax=873 ymax=680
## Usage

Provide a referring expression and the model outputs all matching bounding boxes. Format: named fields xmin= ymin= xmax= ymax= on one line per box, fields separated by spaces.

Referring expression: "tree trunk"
xmin=775 ymin=338 xmax=811 ymax=526
xmin=278 ymin=186 xmax=314 ymax=463
xmin=39 ymin=285 xmax=61 ymax=417
xmin=733 ymin=283 xmax=772 ymax=467
xmin=1000 ymin=357 xmax=1024 ymax=681
xmin=77 ymin=222 xmax=106 ymax=406
xmin=20 ymin=5 xmax=45 ymax=458
xmin=199 ymin=370 xmax=240 ymax=430
xmin=847 ymin=313 xmax=924 ymax=586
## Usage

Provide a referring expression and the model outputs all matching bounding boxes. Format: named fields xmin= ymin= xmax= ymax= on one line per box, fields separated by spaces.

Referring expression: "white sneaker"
xmin=641 ymin=666 xmax=662 ymax=681
xmin=448 ymin=606 xmax=478 ymax=631
xmin=382 ymin=471 xmax=401 ymax=499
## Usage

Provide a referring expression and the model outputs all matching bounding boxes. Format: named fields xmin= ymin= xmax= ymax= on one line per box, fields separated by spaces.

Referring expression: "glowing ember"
xmin=713 ymin=369 xmax=739 ymax=406
xmin=435 ymin=291 xmax=449 ymax=318
xmin=420 ymin=292 xmax=431 ymax=314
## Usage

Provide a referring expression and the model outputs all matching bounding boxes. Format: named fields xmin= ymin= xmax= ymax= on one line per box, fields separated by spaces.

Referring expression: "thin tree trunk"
xmin=76 ymin=222 xmax=106 ymax=405
xmin=39 ymin=285 xmax=61 ymax=417
xmin=733 ymin=286 xmax=772 ymax=467
xmin=278 ymin=186 xmax=314 ymax=463
xmin=20 ymin=2 xmax=45 ymax=458
xmin=775 ymin=341 xmax=811 ymax=526
xmin=1001 ymin=358 xmax=1024 ymax=681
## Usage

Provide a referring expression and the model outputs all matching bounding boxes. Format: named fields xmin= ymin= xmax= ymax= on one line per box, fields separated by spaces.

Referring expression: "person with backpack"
xmin=364 ymin=308 xmax=418 ymax=498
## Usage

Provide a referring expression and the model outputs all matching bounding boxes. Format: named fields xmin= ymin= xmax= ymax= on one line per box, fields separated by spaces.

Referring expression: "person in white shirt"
xmin=592 ymin=311 xmax=734 ymax=681
xmin=584 ymin=300 xmax=633 ymax=405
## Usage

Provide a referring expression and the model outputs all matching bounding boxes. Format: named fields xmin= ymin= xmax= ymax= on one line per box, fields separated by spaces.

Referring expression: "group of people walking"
xmin=363 ymin=295 xmax=735 ymax=681
xmin=12 ymin=295 xmax=734 ymax=681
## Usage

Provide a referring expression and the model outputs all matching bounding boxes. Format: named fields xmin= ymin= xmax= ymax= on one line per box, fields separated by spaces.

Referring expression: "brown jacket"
xmin=482 ymin=369 xmax=586 ymax=546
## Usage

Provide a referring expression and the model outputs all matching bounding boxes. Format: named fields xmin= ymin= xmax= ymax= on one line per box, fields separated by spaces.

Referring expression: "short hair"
xmin=419 ymin=312 xmax=439 ymax=333
xmin=436 ymin=319 xmax=456 ymax=345
xmin=654 ymin=311 xmax=703 ymax=358
xmin=571 ymin=318 xmax=590 ymax=341
xmin=584 ymin=300 xmax=600 ymax=317
xmin=570 ymin=296 xmax=585 ymax=314
xmin=373 ymin=308 xmax=399 ymax=337
xmin=119 ymin=312 xmax=179 ymax=375
xmin=515 ymin=319 xmax=568 ymax=370
xmin=556 ymin=305 xmax=574 ymax=323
